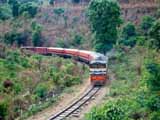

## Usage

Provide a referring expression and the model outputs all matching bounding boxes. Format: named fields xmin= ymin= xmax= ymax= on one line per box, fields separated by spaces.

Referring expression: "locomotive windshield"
xmin=90 ymin=63 xmax=106 ymax=68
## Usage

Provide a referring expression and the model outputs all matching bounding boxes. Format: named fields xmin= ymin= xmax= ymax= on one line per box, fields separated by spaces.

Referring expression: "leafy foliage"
xmin=87 ymin=46 xmax=160 ymax=119
xmin=0 ymin=99 xmax=8 ymax=120
xmin=149 ymin=19 xmax=160 ymax=50
xmin=140 ymin=16 xmax=155 ymax=35
xmin=72 ymin=0 xmax=80 ymax=4
xmin=72 ymin=34 xmax=84 ymax=47
xmin=122 ymin=22 xmax=136 ymax=39
xmin=120 ymin=22 xmax=137 ymax=47
xmin=4 ymin=31 xmax=29 ymax=46
xmin=31 ymin=21 xmax=43 ymax=46
xmin=8 ymin=0 xmax=20 ymax=17
xmin=0 ymin=4 xmax=12 ymax=20
xmin=144 ymin=60 xmax=160 ymax=92
xmin=34 ymin=83 xmax=48 ymax=98
xmin=53 ymin=8 xmax=65 ymax=16
xmin=147 ymin=94 xmax=160 ymax=111
xmin=86 ymin=100 xmax=125 ymax=120
xmin=88 ymin=0 xmax=121 ymax=53
xmin=150 ymin=112 xmax=160 ymax=120
xmin=19 ymin=2 xmax=38 ymax=18
xmin=0 ymin=47 xmax=87 ymax=119
xmin=49 ymin=0 xmax=54 ymax=5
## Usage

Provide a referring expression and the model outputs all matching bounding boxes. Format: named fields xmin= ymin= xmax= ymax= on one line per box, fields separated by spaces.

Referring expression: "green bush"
xmin=122 ymin=22 xmax=136 ymax=39
xmin=72 ymin=0 xmax=80 ymax=4
xmin=4 ymin=31 xmax=29 ymax=46
xmin=20 ymin=57 xmax=30 ymax=68
xmin=53 ymin=8 xmax=65 ymax=16
xmin=32 ymin=31 xmax=41 ymax=46
xmin=144 ymin=61 xmax=160 ymax=92
xmin=10 ymin=0 xmax=20 ymax=17
xmin=120 ymin=37 xmax=137 ymax=47
xmin=34 ymin=83 xmax=48 ymax=98
xmin=72 ymin=34 xmax=84 ymax=46
xmin=147 ymin=94 xmax=160 ymax=112
xmin=86 ymin=100 xmax=125 ymax=120
xmin=0 ymin=99 xmax=9 ymax=120
xmin=52 ymin=73 xmax=62 ymax=86
xmin=13 ymin=82 xmax=22 ymax=94
xmin=49 ymin=0 xmax=54 ymax=5
xmin=31 ymin=22 xmax=43 ymax=46
xmin=149 ymin=19 xmax=160 ymax=50
xmin=0 ymin=4 xmax=12 ymax=20
xmin=56 ymin=38 xmax=69 ymax=48
xmin=136 ymin=36 xmax=146 ymax=46
xmin=150 ymin=112 xmax=160 ymax=120
xmin=120 ymin=22 xmax=137 ymax=47
xmin=64 ymin=75 xmax=81 ymax=87
xmin=19 ymin=2 xmax=38 ymax=17
xmin=140 ymin=16 xmax=155 ymax=35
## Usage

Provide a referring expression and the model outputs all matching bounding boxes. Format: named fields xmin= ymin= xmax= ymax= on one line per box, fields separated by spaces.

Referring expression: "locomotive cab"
xmin=90 ymin=61 xmax=107 ymax=86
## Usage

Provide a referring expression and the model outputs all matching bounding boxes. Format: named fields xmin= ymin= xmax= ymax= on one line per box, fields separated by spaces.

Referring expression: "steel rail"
xmin=48 ymin=86 xmax=100 ymax=120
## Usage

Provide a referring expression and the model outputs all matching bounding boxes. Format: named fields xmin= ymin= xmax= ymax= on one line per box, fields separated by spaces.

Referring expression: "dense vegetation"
xmin=0 ymin=0 xmax=160 ymax=119
xmin=0 ymin=1 xmax=90 ymax=119
xmin=88 ymin=0 xmax=121 ymax=53
xmin=86 ymin=1 xmax=160 ymax=119
xmin=0 ymin=46 xmax=88 ymax=119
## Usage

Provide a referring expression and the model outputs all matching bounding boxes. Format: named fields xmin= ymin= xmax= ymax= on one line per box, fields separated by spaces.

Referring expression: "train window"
xmin=90 ymin=63 xmax=106 ymax=68
xmin=90 ymin=64 xmax=96 ymax=68
xmin=97 ymin=64 xmax=106 ymax=68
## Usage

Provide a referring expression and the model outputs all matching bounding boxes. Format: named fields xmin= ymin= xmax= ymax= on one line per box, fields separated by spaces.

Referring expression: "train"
xmin=21 ymin=47 xmax=109 ymax=86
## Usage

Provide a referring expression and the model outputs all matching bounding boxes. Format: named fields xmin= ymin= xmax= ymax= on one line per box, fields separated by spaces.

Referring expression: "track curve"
xmin=48 ymin=86 xmax=100 ymax=120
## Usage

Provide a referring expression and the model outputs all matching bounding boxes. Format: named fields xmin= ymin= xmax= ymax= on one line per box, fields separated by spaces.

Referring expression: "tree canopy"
xmin=149 ymin=19 xmax=160 ymax=50
xmin=88 ymin=0 xmax=121 ymax=53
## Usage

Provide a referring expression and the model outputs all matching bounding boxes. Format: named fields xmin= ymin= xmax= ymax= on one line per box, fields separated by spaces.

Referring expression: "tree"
xmin=149 ymin=19 xmax=160 ymax=50
xmin=88 ymin=0 xmax=121 ymax=53
xmin=34 ymin=83 xmax=48 ymax=98
xmin=11 ymin=1 xmax=19 ymax=17
xmin=72 ymin=34 xmax=84 ymax=47
xmin=122 ymin=22 xmax=136 ymax=40
xmin=120 ymin=22 xmax=137 ymax=47
xmin=145 ymin=61 xmax=160 ymax=92
xmin=0 ymin=4 xmax=12 ymax=20
xmin=147 ymin=94 xmax=160 ymax=111
xmin=72 ymin=0 xmax=80 ymax=4
xmin=19 ymin=2 xmax=38 ymax=18
xmin=53 ymin=8 xmax=65 ymax=16
xmin=8 ymin=0 xmax=20 ymax=17
xmin=0 ymin=99 xmax=9 ymax=120
xmin=140 ymin=16 xmax=155 ymax=35
xmin=4 ymin=31 xmax=29 ymax=46
xmin=31 ymin=21 xmax=43 ymax=46
xmin=49 ymin=0 xmax=54 ymax=5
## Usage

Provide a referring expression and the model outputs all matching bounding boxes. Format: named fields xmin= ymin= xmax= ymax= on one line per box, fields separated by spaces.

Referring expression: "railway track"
xmin=48 ymin=86 xmax=101 ymax=120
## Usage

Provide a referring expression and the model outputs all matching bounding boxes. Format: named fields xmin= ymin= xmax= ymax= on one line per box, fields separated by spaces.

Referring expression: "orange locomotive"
xmin=21 ymin=47 xmax=108 ymax=86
